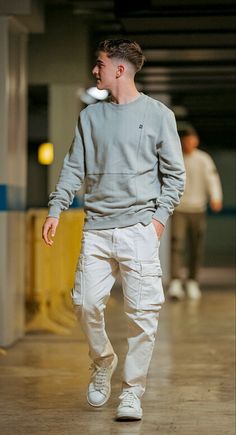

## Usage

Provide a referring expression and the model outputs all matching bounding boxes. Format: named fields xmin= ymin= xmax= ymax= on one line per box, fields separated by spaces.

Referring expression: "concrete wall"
xmin=28 ymin=7 xmax=91 ymax=85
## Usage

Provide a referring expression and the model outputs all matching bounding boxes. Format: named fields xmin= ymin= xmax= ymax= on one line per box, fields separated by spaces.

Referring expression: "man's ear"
xmin=116 ymin=64 xmax=125 ymax=78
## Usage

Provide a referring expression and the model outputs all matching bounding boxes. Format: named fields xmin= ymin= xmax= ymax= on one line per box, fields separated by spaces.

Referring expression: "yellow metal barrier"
xmin=26 ymin=209 xmax=85 ymax=334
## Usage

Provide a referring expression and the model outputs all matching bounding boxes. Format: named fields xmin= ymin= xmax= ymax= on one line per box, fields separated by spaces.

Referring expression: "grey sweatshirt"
xmin=48 ymin=93 xmax=185 ymax=229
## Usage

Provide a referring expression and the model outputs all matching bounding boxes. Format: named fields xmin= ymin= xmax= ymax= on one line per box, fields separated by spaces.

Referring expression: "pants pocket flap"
xmin=141 ymin=262 xmax=162 ymax=277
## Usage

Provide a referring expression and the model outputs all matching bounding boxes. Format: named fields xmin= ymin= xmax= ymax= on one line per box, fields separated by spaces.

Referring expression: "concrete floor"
xmin=0 ymin=268 xmax=235 ymax=435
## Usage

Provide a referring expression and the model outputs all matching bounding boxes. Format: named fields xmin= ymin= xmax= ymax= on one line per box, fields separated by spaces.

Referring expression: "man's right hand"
xmin=210 ymin=200 xmax=223 ymax=213
xmin=42 ymin=217 xmax=59 ymax=246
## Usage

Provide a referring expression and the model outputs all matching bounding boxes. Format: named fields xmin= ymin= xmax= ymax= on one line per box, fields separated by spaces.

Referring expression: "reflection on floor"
xmin=0 ymin=268 xmax=235 ymax=435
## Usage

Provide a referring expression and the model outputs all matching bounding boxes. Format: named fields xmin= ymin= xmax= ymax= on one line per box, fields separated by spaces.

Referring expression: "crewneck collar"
xmin=108 ymin=93 xmax=145 ymax=108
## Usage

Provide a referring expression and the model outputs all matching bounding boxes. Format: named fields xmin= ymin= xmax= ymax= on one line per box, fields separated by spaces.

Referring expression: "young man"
xmin=167 ymin=130 xmax=223 ymax=301
xmin=42 ymin=39 xmax=185 ymax=421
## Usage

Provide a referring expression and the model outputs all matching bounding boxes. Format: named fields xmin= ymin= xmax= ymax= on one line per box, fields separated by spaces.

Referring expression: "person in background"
xmin=42 ymin=39 xmax=185 ymax=421
xmin=167 ymin=130 xmax=223 ymax=301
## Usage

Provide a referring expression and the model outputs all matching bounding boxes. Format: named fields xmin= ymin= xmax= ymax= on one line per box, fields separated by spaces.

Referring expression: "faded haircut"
xmin=97 ymin=39 xmax=145 ymax=73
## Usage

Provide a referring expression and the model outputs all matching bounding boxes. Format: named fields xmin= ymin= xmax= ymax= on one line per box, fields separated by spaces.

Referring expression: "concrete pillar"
xmin=48 ymin=85 xmax=84 ymax=193
xmin=28 ymin=8 xmax=91 ymax=194
xmin=0 ymin=17 xmax=27 ymax=346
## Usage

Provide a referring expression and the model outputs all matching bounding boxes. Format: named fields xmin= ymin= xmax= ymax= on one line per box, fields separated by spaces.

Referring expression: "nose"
xmin=92 ymin=65 xmax=98 ymax=75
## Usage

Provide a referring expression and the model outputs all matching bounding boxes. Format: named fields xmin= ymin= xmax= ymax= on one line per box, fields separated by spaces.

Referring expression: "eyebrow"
xmin=96 ymin=59 xmax=105 ymax=65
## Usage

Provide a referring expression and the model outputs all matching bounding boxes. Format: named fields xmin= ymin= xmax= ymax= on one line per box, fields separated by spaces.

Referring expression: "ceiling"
xmin=45 ymin=0 xmax=236 ymax=148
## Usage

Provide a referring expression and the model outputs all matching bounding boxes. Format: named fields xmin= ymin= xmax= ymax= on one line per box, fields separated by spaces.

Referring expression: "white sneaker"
xmin=186 ymin=280 xmax=202 ymax=300
xmin=167 ymin=279 xmax=185 ymax=300
xmin=116 ymin=391 xmax=143 ymax=421
xmin=87 ymin=354 xmax=118 ymax=407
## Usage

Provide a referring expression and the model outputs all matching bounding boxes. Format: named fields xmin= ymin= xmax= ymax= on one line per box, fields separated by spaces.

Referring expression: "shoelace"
xmin=120 ymin=392 xmax=137 ymax=408
xmin=89 ymin=364 xmax=109 ymax=392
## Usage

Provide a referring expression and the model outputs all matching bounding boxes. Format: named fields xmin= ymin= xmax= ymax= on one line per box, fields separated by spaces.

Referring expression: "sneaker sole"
xmin=169 ymin=295 xmax=185 ymax=301
xmin=87 ymin=354 xmax=118 ymax=407
xmin=168 ymin=291 xmax=185 ymax=301
xmin=116 ymin=411 xmax=143 ymax=421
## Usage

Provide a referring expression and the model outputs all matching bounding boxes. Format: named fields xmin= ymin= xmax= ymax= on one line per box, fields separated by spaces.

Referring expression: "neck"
xmin=110 ymin=81 xmax=140 ymax=104
xmin=184 ymin=149 xmax=196 ymax=155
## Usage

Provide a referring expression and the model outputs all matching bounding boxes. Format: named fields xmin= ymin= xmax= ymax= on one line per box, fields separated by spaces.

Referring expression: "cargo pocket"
xmin=71 ymin=254 xmax=85 ymax=309
xmin=138 ymin=262 xmax=165 ymax=310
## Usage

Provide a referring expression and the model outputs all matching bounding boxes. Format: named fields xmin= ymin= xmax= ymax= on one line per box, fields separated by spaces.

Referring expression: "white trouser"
xmin=71 ymin=222 xmax=165 ymax=398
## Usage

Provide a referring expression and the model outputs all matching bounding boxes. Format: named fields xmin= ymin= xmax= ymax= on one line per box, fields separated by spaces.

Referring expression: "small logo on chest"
xmin=139 ymin=124 xmax=143 ymax=129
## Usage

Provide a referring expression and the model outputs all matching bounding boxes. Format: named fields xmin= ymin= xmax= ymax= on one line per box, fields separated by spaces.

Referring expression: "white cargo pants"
xmin=71 ymin=222 xmax=165 ymax=398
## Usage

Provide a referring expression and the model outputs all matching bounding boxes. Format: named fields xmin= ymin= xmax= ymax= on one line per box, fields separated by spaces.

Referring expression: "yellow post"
xmin=25 ymin=208 xmax=85 ymax=335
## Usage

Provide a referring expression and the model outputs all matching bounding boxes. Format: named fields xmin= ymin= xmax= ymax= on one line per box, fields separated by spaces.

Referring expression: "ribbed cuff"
xmin=48 ymin=205 xmax=61 ymax=219
xmin=152 ymin=207 xmax=170 ymax=226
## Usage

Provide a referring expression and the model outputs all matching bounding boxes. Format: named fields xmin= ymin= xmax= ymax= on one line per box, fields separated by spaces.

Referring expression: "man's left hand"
xmin=152 ymin=219 xmax=165 ymax=239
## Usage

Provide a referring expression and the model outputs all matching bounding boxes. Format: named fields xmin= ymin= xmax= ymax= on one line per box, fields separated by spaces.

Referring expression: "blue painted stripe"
xmin=0 ymin=185 xmax=235 ymax=216
xmin=0 ymin=185 xmax=7 ymax=211
xmin=0 ymin=184 xmax=26 ymax=211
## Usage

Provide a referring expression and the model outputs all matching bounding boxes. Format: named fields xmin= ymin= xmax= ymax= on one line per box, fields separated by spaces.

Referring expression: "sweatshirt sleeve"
xmin=152 ymin=109 xmax=186 ymax=226
xmin=48 ymin=119 xmax=85 ymax=219
xmin=204 ymin=154 xmax=223 ymax=202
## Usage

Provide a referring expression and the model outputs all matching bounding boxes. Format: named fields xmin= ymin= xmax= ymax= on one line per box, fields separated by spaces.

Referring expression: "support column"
xmin=0 ymin=17 xmax=27 ymax=346
xmin=48 ymin=85 xmax=84 ymax=193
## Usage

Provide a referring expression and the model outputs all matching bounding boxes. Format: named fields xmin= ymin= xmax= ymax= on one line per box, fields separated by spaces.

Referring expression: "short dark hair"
xmin=179 ymin=128 xmax=198 ymax=139
xmin=97 ymin=39 xmax=145 ymax=73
